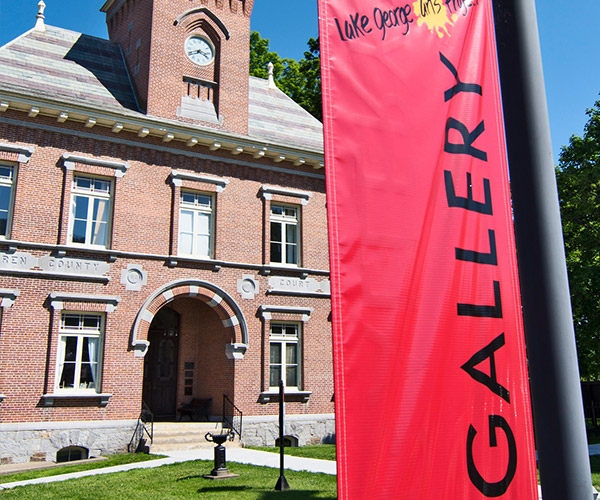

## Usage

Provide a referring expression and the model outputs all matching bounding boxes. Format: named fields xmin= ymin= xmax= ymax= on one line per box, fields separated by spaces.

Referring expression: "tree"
xmin=249 ymin=31 xmax=322 ymax=122
xmin=556 ymin=98 xmax=600 ymax=380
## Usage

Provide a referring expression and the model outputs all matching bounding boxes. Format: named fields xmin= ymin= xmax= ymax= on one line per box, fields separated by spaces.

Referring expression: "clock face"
xmin=185 ymin=36 xmax=215 ymax=66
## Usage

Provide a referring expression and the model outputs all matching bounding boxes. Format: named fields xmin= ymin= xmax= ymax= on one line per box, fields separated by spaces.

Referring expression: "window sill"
xmin=259 ymin=390 xmax=312 ymax=404
xmin=167 ymin=256 xmax=220 ymax=271
xmin=268 ymin=263 xmax=300 ymax=270
xmin=66 ymin=243 xmax=111 ymax=252
xmin=0 ymin=394 xmax=5 ymax=405
xmin=61 ymin=246 xmax=118 ymax=262
xmin=41 ymin=393 xmax=112 ymax=407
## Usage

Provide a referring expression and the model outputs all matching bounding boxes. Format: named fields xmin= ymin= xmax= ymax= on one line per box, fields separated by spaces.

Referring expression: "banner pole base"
xmin=275 ymin=475 xmax=290 ymax=491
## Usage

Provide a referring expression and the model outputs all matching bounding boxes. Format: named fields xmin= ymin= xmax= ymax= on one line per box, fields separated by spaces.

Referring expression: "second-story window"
xmin=0 ymin=164 xmax=16 ymax=238
xmin=178 ymin=191 xmax=214 ymax=258
xmin=270 ymin=204 xmax=299 ymax=266
xmin=69 ymin=175 xmax=112 ymax=248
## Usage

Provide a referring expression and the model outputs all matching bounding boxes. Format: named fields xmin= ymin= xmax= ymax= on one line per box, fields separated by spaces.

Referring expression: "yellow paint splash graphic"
xmin=412 ymin=0 xmax=458 ymax=38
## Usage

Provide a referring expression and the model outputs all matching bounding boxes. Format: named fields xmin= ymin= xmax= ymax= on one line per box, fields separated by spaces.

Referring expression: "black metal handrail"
xmin=128 ymin=400 xmax=154 ymax=453
xmin=141 ymin=400 xmax=154 ymax=443
xmin=222 ymin=394 xmax=242 ymax=439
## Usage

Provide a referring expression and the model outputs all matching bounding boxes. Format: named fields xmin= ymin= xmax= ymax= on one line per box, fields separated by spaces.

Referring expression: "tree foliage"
xmin=249 ymin=31 xmax=322 ymax=122
xmin=556 ymin=98 xmax=600 ymax=380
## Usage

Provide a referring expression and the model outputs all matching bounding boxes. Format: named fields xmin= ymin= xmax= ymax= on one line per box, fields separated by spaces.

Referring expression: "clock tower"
xmin=101 ymin=0 xmax=254 ymax=135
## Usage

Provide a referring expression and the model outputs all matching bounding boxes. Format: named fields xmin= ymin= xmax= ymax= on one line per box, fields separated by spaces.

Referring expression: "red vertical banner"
xmin=319 ymin=1 xmax=538 ymax=499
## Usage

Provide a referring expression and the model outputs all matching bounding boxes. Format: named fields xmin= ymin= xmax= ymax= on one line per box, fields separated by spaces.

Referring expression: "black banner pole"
xmin=492 ymin=1 xmax=593 ymax=498
xmin=275 ymin=380 xmax=290 ymax=491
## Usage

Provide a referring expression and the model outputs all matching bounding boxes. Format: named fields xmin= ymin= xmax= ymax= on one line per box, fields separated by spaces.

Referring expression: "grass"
xmin=0 ymin=453 xmax=164 ymax=484
xmin=587 ymin=424 xmax=600 ymax=445
xmin=1 ymin=444 xmax=597 ymax=495
xmin=0 ymin=445 xmax=335 ymax=485
xmin=0 ymin=460 xmax=337 ymax=499
xmin=591 ymin=456 xmax=600 ymax=490
xmin=245 ymin=445 xmax=336 ymax=462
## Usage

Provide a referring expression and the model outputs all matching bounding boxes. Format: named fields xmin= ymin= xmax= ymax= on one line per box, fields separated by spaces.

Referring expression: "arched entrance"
xmin=136 ymin=280 xmax=249 ymax=420
xmin=130 ymin=279 xmax=249 ymax=359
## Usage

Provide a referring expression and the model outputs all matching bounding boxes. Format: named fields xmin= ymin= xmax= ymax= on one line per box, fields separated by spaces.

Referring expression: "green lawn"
xmin=0 ymin=445 xmax=335 ymax=485
xmin=0 ymin=454 xmax=164 ymax=484
xmin=587 ymin=425 xmax=600 ymax=445
xmin=0 ymin=460 xmax=337 ymax=500
xmin=246 ymin=445 xmax=336 ymax=462
xmin=1 ymin=445 xmax=598 ymax=496
xmin=590 ymin=456 xmax=600 ymax=490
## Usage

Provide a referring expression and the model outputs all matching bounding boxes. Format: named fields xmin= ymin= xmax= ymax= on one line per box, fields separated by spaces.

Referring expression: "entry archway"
xmin=130 ymin=279 xmax=248 ymax=359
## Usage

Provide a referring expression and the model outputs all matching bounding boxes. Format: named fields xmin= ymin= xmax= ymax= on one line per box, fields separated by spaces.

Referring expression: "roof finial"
xmin=34 ymin=1 xmax=46 ymax=32
xmin=267 ymin=62 xmax=277 ymax=90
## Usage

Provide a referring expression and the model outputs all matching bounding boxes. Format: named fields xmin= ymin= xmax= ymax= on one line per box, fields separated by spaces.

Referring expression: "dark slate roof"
xmin=0 ymin=25 xmax=323 ymax=153
xmin=0 ymin=26 xmax=139 ymax=112
xmin=248 ymin=76 xmax=323 ymax=152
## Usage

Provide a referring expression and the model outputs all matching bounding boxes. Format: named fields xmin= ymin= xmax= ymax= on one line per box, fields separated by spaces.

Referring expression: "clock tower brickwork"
xmin=103 ymin=0 xmax=254 ymax=135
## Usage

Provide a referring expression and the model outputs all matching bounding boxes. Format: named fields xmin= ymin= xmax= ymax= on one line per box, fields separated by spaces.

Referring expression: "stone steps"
xmin=149 ymin=422 xmax=241 ymax=452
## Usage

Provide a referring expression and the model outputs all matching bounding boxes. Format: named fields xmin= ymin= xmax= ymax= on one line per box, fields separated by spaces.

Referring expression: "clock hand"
xmin=188 ymin=48 xmax=212 ymax=57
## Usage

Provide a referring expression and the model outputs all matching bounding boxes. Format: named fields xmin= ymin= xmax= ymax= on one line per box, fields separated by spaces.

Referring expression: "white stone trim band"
xmin=0 ymin=142 xmax=34 ymax=163
xmin=170 ymin=170 xmax=229 ymax=192
xmin=49 ymin=292 xmax=121 ymax=312
xmin=61 ymin=153 xmax=130 ymax=177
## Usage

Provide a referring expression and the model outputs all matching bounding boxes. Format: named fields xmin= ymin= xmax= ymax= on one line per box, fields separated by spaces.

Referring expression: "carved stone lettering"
xmin=38 ymin=256 xmax=109 ymax=277
xmin=0 ymin=252 xmax=37 ymax=271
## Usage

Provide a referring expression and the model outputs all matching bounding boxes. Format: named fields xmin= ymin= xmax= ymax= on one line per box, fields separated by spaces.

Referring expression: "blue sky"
xmin=0 ymin=0 xmax=598 ymax=162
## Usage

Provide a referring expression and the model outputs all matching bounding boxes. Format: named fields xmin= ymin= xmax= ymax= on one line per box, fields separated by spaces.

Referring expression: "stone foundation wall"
xmin=241 ymin=414 xmax=335 ymax=447
xmin=0 ymin=420 xmax=137 ymax=464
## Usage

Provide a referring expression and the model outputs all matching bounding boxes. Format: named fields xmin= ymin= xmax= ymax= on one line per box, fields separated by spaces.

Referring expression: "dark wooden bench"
xmin=177 ymin=397 xmax=212 ymax=421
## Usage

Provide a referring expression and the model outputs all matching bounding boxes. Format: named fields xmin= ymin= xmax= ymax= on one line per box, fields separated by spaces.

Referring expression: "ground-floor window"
xmin=55 ymin=312 xmax=104 ymax=393
xmin=269 ymin=322 xmax=301 ymax=390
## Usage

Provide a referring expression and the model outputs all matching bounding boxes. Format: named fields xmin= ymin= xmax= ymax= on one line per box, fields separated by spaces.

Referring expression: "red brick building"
xmin=0 ymin=0 xmax=333 ymax=463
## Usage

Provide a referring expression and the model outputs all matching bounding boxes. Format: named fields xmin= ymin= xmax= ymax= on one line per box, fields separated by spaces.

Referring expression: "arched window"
xmin=56 ymin=446 xmax=89 ymax=463
xmin=275 ymin=435 xmax=299 ymax=448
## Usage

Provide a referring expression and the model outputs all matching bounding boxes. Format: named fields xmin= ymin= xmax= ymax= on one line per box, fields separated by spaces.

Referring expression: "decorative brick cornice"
xmin=0 ymin=95 xmax=324 ymax=170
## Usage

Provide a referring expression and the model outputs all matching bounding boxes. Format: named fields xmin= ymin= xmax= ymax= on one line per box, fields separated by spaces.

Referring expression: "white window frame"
xmin=68 ymin=174 xmax=113 ymax=248
xmin=0 ymin=163 xmax=16 ymax=239
xmin=178 ymin=190 xmax=214 ymax=258
xmin=270 ymin=203 xmax=300 ymax=266
xmin=269 ymin=322 xmax=301 ymax=390
xmin=54 ymin=312 xmax=105 ymax=394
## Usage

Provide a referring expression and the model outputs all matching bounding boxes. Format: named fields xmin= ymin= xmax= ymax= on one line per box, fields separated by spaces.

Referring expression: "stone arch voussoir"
xmin=130 ymin=279 xmax=248 ymax=359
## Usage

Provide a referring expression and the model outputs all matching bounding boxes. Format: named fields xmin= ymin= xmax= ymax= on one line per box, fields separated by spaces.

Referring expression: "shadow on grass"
xmin=196 ymin=485 xmax=252 ymax=494
xmin=259 ymin=491 xmax=336 ymax=500
xmin=590 ymin=455 xmax=600 ymax=473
